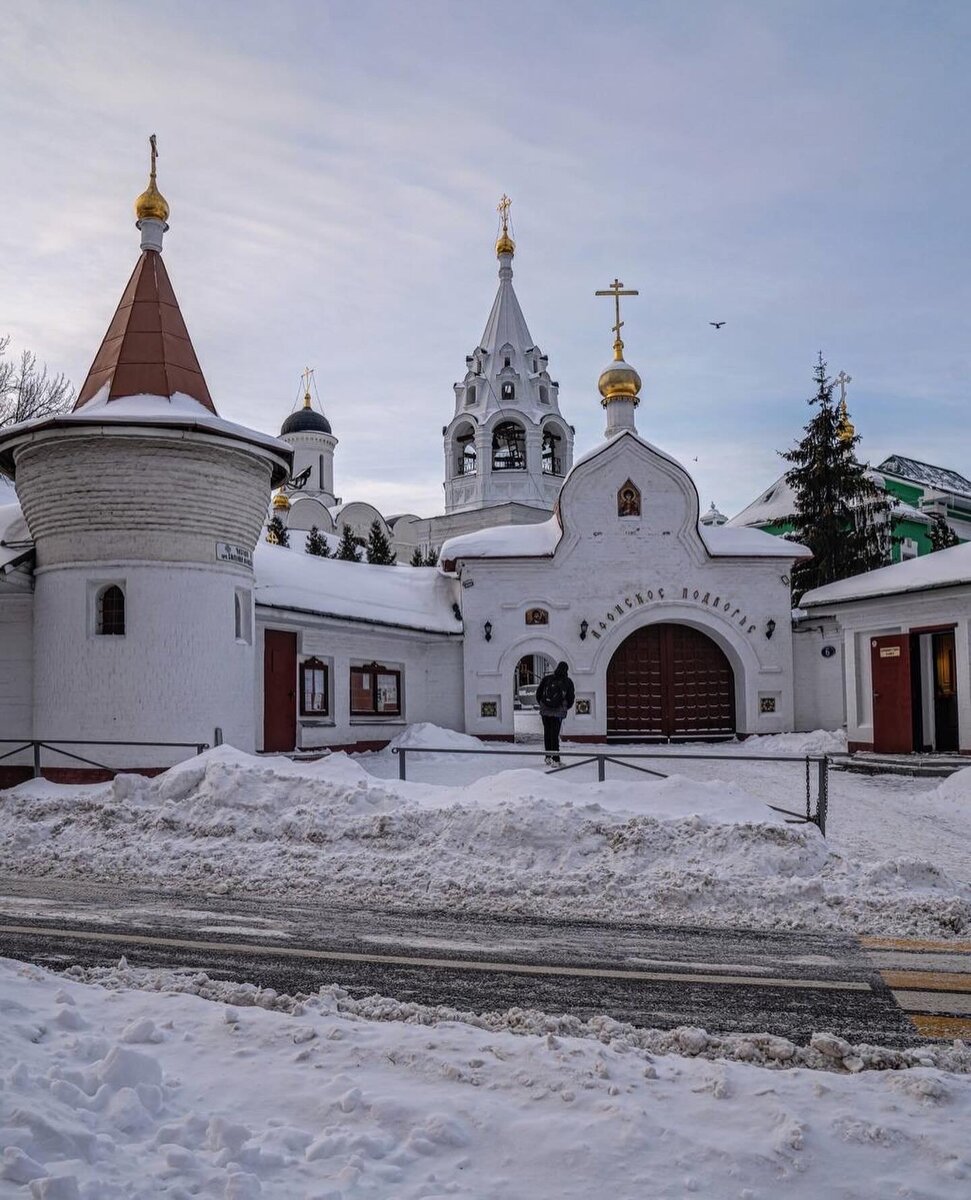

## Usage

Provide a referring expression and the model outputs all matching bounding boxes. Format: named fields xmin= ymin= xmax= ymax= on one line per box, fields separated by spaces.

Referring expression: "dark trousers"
xmin=541 ymin=714 xmax=563 ymax=761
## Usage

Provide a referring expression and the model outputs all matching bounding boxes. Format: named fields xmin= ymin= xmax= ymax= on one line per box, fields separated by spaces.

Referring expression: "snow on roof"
xmin=0 ymin=392 xmax=292 ymax=484
xmin=802 ymin=541 xmax=971 ymax=607
xmin=254 ymin=542 xmax=462 ymax=634
xmin=877 ymin=454 xmax=971 ymax=499
xmin=728 ymin=473 xmax=796 ymax=527
xmin=441 ymin=511 xmax=809 ymax=564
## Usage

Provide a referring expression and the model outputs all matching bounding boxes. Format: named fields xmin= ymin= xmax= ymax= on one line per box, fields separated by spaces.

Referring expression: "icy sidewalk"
xmin=1 ymin=957 xmax=970 ymax=1199
xmin=1 ymin=735 xmax=969 ymax=938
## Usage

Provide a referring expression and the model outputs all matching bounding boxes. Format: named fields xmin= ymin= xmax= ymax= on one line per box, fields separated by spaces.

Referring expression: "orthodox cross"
xmin=301 ymin=366 xmax=315 ymax=401
xmin=149 ymin=133 xmax=158 ymax=183
xmin=834 ymin=370 xmax=852 ymax=404
xmin=497 ymin=194 xmax=511 ymax=233
xmin=595 ymin=278 xmax=639 ymax=352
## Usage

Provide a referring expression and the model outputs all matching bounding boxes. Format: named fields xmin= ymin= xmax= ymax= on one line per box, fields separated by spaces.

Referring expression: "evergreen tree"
xmin=929 ymin=513 xmax=960 ymax=552
xmin=365 ymin=518 xmax=396 ymax=565
xmin=424 ymin=547 xmax=439 ymax=567
xmin=335 ymin=524 xmax=361 ymax=561
xmin=409 ymin=546 xmax=424 ymax=567
xmin=782 ymin=353 xmax=894 ymax=602
xmin=306 ymin=525 xmax=331 ymax=557
xmin=265 ymin=515 xmax=289 ymax=547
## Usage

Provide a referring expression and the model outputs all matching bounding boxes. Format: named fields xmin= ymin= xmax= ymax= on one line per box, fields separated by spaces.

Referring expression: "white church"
xmin=2 ymin=155 xmax=969 ymax=781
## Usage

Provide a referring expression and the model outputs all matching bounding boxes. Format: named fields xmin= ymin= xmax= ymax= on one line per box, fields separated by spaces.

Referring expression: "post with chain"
xmin=32 ymin=741 xmax=41 ymax=780
xmin=398 ymin=748 xmax=407 ymax=781
xmin=817 ymin=757 xmax=829 ymax=836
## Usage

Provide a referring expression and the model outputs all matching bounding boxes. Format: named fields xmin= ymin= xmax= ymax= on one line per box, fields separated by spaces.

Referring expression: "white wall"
xmin=792 ymin=617 xmax=846 ymax=731
xmin=255 ymin=610 xmax=465 ymax=749
xmin=0 ymin=589 xmax=33 ymax=750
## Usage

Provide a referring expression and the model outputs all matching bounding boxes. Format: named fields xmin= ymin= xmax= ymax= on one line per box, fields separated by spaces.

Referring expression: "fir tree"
xmin=335 ymin=525 xmax=361 ymax=561
xmin=365 ymin=518 xmax=396 ymax=565
xmin=929 ymin=513 xmax=959 ymax=552
xmin=782 ymin=353 xmax=894 ymax=602
xmin=266 ymin=515 xmax=289 ymax=547
xmin=409 ymin=546 xmax=424 ymax=567
xmin=424 ymin=547 xmax=439 ymax=567
xmin=306 ymin=525 xmax=331 ymax=557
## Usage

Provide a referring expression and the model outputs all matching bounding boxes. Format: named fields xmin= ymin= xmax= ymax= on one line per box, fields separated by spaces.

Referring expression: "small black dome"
xmin=281 ymin=407 xmax=332 ymax=436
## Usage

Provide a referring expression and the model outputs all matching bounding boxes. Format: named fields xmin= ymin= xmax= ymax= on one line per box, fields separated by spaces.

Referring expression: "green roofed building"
xmin=729 ymin=454 xmax=970 ymax=563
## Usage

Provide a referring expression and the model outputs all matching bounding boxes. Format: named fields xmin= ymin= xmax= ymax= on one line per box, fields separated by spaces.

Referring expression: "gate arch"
xmin=606 ymin=622 xmax=736 ymax=740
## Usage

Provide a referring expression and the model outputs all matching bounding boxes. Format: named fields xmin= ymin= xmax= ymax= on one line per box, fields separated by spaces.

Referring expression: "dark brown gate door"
xmin=263 ymin=630 xmax=297 ymax=752
xmin=606 ymin=622 xmax=736 ymax=739
xmin=870 ymin=634 xmax=913 ymax=754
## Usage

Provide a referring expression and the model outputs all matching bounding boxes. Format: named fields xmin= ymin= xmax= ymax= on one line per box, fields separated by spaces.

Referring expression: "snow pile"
xmin=2 ymin=958 xmax=970 ymax=1199
xmin=2 ymin=745 xmax=969 ymax=936
xmin=738 ymin=728 xmax=848 ymax=757
xmin=932 ymin=766 xmax=971 ymax=805
xmin=389 ymin=722 xmax=486 ymax=752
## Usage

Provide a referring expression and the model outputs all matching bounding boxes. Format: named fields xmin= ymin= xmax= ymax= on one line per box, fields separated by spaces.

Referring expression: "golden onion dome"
xmin=598 ymin=348 xmax=642 ymax=403
xmin=836 ymin=398 xmax=855 ymax=443
xmin=495 ymin=229 xmax=515 ymax=257
xmin=135 ymin=180 xmax=170 ymax=223
xmin=272 ymin=491 xmax=291 ymax=511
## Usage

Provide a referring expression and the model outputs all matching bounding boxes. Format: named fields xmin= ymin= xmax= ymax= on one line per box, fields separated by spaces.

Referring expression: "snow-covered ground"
xmin=2 ymin=956 xmax=970 ymax=1199
xmin=1 ymin=729 xmax=968 ymax=938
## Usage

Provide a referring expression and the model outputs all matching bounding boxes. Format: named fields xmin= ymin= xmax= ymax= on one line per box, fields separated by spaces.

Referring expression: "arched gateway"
xmin=606 ymin=622 xmax=736 ymax=740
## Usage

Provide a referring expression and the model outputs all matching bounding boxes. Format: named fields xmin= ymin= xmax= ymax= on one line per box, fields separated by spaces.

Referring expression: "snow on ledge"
xmin=802 ymin=541 xmax=971 ymax=607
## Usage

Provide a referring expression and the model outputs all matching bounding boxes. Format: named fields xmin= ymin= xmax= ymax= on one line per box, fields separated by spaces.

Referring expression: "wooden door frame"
xmin=263 ymin=628 xmax=297 ymax=752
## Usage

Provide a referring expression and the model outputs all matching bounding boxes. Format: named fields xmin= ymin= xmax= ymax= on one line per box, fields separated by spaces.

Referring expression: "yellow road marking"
xmin=0 ymin=923 xmax=872 ymax=992
xmin=909 ymin=1014 xmax=971 ymax=1039
xmin=881 ymin=970 xmax=971 ymax=993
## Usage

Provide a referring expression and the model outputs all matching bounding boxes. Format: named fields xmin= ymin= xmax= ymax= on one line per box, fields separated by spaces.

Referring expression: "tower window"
xmin=501 ymin=382 xmax=515 ymax=401
xmin=542 ymin=430 xmax=562 ymax=476
xmin=503 ymin=356 xmax=511 ymax=368
xmin=234 ymin=588 xmax=253 ymax=643
xmin=492 ymin=421 xmax=526 ymax=471
xmin=466 ymin=385 xmax=476 ymax=406
xmin=539 ymin=385 xmax=549 ymax=404
xmin=319 ymin=454 xmax=325 ymax=489
xmin=532 ymin=358 xmax=538 ymax=373
xmin=96 ymin=585 xmax=125 ymax=636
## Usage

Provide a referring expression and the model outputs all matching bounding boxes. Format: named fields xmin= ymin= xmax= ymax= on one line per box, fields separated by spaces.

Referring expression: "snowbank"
xmin=932 ymin=766 xmax=971 ymax=805
xmin=2 ymin=957 xmax=969 ymax=1199
xmin=388 ymin=722 xmax=486 ymax=752
xmin=738 ymin=728 xmax=848 ymax=757
xmin=2 ymin=744 xmax=969 ymax=937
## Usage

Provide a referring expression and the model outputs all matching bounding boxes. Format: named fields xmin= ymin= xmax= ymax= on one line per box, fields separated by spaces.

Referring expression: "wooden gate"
xmin=870 ymin=634 xmax=913 ymax=754
xmin=606 ymin=622 xmax=736 ymax=739
xmin=263 ymin=629 xmax=297 ymax=752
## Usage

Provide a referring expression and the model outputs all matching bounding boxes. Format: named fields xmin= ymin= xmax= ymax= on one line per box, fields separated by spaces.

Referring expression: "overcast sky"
xmin=2 ymin=0 xmax=969 ymax=517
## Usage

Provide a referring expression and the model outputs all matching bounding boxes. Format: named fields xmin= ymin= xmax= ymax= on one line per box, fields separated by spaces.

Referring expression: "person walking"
xmin=536 ymin=660 xmax=575 ymax=766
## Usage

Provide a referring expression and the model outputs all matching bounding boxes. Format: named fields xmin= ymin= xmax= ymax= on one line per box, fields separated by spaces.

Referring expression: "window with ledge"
xmin=500 ymin=382 xmax=515 ymax=401
xmin=539 ymin=385 xmax=550 ymax=404
xmin=96 ymin=585 xmax=125 ymax=636
xmin=300 ymin=657 xmax=330 ymax=716
xmin=492 ymin=421 xmax=526 ymax=471
xmin=350 ymin=663 xmax=402 ymax=716
xmin=465 ymin=385 xmax=476 ymax=406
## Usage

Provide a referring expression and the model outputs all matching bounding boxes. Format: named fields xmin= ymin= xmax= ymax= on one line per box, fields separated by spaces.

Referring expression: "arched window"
xmin=539 ymin=385 xmax=549 ymax=404
xmin=454 ymin=426 xmax=476 ymax=477
xmin=97 ymin=585 xmax=125 ymax=636
xmin=466 ymin=385 xmax=476 ymax=406
xmin=618 ymin=479 xmax=641 ymax=518
xmin=492 ymin=422 xmax=526 ymax=471
xmin=542 ymin=429 xmax=562 ymax=476
xmin=501 ymin=382 xmax=515 ymax=401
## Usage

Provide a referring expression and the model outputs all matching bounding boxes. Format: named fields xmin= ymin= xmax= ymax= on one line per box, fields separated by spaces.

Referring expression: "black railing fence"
xmin=391 ymin=746 xmax=829 ymax=834
xmin=0 ymin=739 xmax=209 ymax=784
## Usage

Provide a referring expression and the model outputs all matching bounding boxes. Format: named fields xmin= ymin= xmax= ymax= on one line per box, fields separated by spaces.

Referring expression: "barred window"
xmin=97 ymin=585 xmax=125 ymax=635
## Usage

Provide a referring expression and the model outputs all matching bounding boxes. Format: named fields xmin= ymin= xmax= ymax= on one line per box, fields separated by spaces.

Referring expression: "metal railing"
xmin=391 ymin=746 xmax=829 ymax=834
xmin=0 ymin=739 xmax=210 ymax=783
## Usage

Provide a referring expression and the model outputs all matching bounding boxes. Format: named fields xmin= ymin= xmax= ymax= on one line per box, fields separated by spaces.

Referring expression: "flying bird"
xmin=709 ymin=321 xmax=726 ymax=330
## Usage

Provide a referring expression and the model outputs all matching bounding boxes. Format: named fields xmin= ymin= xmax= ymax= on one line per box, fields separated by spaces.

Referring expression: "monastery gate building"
xmin=8 ymin=157 xmax=962 ymax=776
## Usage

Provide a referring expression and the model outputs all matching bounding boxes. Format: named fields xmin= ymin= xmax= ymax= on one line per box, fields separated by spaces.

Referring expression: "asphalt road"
xmin=0 ymin=875 xmax=919 ymax=1046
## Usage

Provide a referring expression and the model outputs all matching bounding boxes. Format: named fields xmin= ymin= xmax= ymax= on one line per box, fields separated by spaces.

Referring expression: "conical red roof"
xmin=74 ymin=250 xmax=216 ymax=412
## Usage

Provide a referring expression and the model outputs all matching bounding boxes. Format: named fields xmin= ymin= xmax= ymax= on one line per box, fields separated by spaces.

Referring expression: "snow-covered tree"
xmin=0 ymin=335 xmax=74 ymax=428
xmin=335 ymin=525 xmax=362 ymax=561
xmin=365 ymin=519 xmax=396 ymax=565
xmin=266 ymin=515 xmax=289 ymax=547
xmin=424 ymin=547 xmax=439 ymax=567
xmin=409 ymin=546 xmax=423 ymax=566
xmin=929 ymin=513 xmax=960 ymax=552
xmin=782 ymin=354 xmax=894 ymax=602
xmin=306 ymin=526 xmax=331 ymax=557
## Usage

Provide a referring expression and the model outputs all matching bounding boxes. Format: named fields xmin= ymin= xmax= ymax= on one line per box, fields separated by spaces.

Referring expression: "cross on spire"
xmin=595 ymin=278 xmax=639 ymax=357
xmin=149 ymin=133 xmax=158 ymax=183
xmin=301 ymin=366 xmax=315 ymax=407
xmin=834 ymin=370 xmax=852 ymax=404
xmin=497 ymin=194 xmax=511 ymax=233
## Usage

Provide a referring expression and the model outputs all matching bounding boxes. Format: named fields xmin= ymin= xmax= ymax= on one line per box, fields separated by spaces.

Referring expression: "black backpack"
xmin=539 ymin=676 xmax=566 ymax=709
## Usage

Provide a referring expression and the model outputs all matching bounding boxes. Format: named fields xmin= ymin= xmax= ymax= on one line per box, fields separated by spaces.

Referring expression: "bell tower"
xmin=443 ymin=198 xmax=573 ymax=515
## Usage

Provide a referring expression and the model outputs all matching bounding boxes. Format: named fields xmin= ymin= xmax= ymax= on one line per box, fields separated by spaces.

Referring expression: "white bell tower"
xmin=443 ymin=198 xmax=573 ymax=516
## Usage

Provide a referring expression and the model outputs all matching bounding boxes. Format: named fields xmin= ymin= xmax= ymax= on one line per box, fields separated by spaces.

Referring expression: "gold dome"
xmin=135 ymin=133 xmax=169 ymax=223
xmin=495 ymin=230 xmax=515 ymax=257
xmin=598 ymin=347 xmax=641 ymax=404
xmin=837 ymin=398 xmax=855 ymax=443
xmin=272 ymin=491 xmax=291 ymax=511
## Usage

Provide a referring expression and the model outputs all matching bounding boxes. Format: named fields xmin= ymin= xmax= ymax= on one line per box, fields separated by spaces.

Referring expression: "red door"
xmin=263 ymin=630 xmax=297 ymax=752
xmin=607 ymin=623 xmax=736 ymax=739
xmin=870 ymin=634 xmax=913 ymax=753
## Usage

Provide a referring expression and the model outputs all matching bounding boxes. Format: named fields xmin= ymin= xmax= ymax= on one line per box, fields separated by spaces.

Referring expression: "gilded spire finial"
xmin=595 ymin=278 xmax=639 ymax=361
xmin=135 ymin=133 xmax=170 ymax=225
xmin=495 ymin=194 xmax=515 ymax=257
xmin=301 ymin=366 xmax=315 ymax=407
xmin=595 ymin=277 xmax=642 ymax=408
xmin=834 ymin=371 xmax=855 ymax=443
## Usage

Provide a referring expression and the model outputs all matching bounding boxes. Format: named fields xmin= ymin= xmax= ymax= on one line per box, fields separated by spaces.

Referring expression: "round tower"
xmin=0 ymin=140 xmax=291 ymax=763
xmin=278 ymin=370 xmax=338 ymax=506
xmin=443 ymin=197 xmax=574 ymax=515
